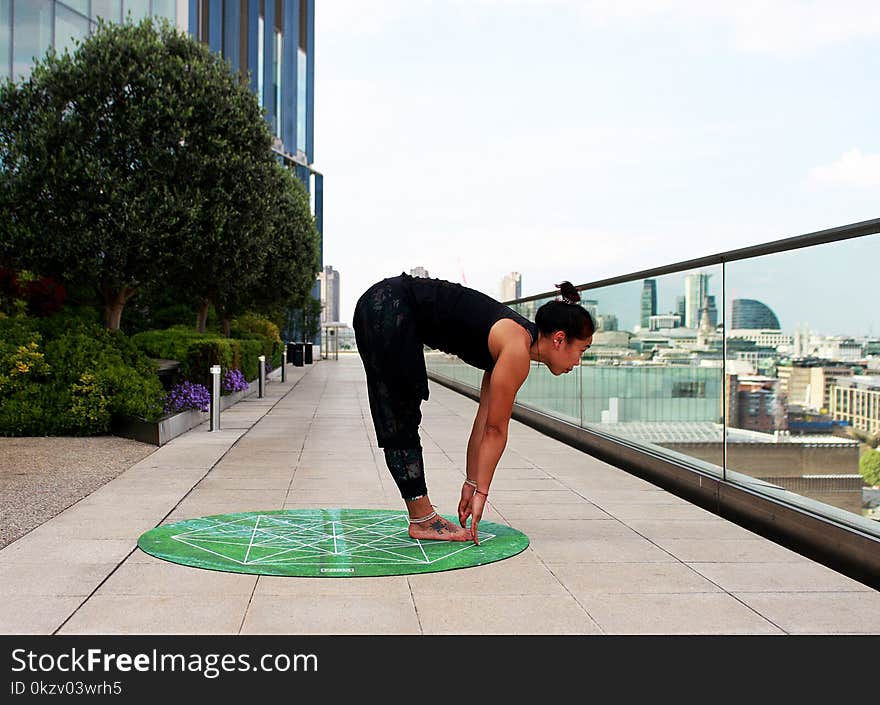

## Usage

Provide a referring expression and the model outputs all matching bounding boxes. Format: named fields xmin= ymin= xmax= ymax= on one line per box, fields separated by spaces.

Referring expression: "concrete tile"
xmin=196 ymin=477 xmax=294 ymax=490
xmin=184 ymin=489 xmax=288 ymax=503
xmin=240 ymin=595 xmax=421 ymax=634
xmin=586 ymin=490 xmax=691 ymax=505
xmin=547 ymin=562 xmax=723 ymax=595
xmin=26 ymin=518 xmax=158 ymax=540
xmin=254 ymin=575 xmax=412 ymax=598
xmin=0 ymin=538 xmax=135 ymax=564
xmin=512 ymin=519 xmax=641 ymax=541
xmin=209 ymin=467 xmax=295 ymax=479
xmin=96 ymin=562 xmax=258 ymax=596
xmin=732 ymin=592 xmax=880 ymax=634
xmin=58 ymin=594 xmax=253 ymax=634
xmin=652 ymin=538 xmax=807 ymax=563
xmin=564 ymin=475 xmax=663 ymax=492
xmin=0 ymin=596 xmax=86 ymax=634
xmin=488 ymin=490 xmax=588 ymax=505
xmin=407 ymin=553 xmax=567 ymax=597
xmin=414 ymin=594 xmax=602 ymax=634
xmin=528 ymin=537 xmax=676 ymax=563
xmin=487 ymin=478 xmax=567 ymax=491
xmin=577 ymin=593 xmax=784 ymax=634
xmin=0 ymin=561 xmax=116 ymax=596
xmin=627 ymin=520 xmax=759 ymax=541
xmin=594 ymin=502 xmax=720 ymax=522
xmin=497 ymin=503 xmax=611 ymax=521
xmin=689 ymin=562 xmax=874 ymax=593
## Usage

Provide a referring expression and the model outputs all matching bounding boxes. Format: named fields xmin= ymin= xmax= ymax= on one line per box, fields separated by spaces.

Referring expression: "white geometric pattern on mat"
xmin=170 ymin=512 xmax=497 ymax=566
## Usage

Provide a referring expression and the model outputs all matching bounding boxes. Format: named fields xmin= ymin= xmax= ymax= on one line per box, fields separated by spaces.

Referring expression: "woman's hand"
xmin=468 ymin=491 xmax=487 ymax=545
xmin=458 ymin=480 xmax=476 ymax=528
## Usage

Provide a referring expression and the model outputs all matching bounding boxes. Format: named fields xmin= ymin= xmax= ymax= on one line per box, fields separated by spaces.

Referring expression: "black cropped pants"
xmin=352 ymin=275 xmax=429 ymax=501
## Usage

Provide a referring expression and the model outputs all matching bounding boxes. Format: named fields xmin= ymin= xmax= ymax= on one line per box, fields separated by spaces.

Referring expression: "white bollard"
xmin=210 ymin=365 xmax=221 ymax=431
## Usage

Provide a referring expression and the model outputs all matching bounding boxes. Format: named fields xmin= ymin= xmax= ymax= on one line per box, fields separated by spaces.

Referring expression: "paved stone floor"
xmin=1 ymin=356 xmax=878 ymax=634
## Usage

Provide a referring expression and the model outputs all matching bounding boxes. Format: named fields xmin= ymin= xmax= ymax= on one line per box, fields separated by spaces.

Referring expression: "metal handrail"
xmin=504 ymin=217 xmax=880 ymax=305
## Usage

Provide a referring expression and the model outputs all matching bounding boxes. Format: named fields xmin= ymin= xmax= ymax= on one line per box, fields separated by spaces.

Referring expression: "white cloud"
xmin=809 ymin=149 xmax=880 ymax=188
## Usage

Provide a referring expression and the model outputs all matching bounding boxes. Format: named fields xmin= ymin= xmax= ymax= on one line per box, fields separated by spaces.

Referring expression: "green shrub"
xmin=861 ymin=449 xmax=880 ymax=487
xmin=132 ymin=326 xmax=277 ymax=387
xmin=230 ymin=312 xmax=282 ymax=344
xmin=0 ymin=313 xmax=164 ymax=435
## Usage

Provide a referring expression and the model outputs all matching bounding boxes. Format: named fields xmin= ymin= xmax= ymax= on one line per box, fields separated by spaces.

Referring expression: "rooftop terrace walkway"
xmin=2 ymin=356 xmax=879 ymax=635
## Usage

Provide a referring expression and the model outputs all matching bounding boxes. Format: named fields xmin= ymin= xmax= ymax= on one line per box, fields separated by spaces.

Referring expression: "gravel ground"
xmin=0 ymin=436 xmax=157 ymax=549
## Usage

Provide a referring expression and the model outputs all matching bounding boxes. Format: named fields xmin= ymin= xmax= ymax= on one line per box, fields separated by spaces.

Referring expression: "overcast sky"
xmin=314 ymin=1 xmax=880 ymax=332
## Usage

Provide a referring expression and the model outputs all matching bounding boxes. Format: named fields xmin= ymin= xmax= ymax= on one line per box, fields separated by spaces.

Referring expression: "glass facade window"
xmin=150 ymin=0 xmax=176 ymax=22
xmin=0 ymin=0 xmax=10 ymax=80
xmin=122 ymin=0 xmax=148 ymax=23
xmin=62 ymin=0 xmax=89 ymax=15
xmin=55 ymin=3 xmax=90 ymax=57
xmin=274 ymin=27 xmax=281 ymax=138
xmin=257 ymin=13 xmax=263 ymax=106
xmin=297 ymin=47 xmax=306 ymax=151
xmin=12 ymin=0 xmax=52 ymax=80
xmin=297 ymin=0 xmax=307 ymax=152
xmin=91 ymin=0 xmax=122 ymax=23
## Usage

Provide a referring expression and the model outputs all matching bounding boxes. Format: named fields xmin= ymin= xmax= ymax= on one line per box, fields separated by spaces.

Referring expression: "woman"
xmin=353 ymin=273 xmax=594 ymax=544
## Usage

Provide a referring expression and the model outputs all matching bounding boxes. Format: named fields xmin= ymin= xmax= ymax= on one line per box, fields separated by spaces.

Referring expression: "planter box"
xmin=112 ymin=370 xmax=278 ymax=446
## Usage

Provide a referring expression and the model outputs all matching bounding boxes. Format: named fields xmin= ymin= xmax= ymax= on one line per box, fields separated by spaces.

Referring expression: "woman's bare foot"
xmin=408 ymin=514 xmax=472 ymax=541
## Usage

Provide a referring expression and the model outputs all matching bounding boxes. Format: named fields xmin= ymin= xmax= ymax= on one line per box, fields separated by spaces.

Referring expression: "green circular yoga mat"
xmin=137 ymin=509 xmax=529 ymax=577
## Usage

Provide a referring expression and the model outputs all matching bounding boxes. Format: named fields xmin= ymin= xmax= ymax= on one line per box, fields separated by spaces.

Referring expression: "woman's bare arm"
xmin=467 ymin=346 xmax=530 ymax=542
xmin=465 ymin=370 xmax=493 ymax=482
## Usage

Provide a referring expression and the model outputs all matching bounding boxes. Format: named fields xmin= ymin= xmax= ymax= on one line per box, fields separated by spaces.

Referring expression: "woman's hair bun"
xmin=556 ymin=280 xmax=580 ymax=304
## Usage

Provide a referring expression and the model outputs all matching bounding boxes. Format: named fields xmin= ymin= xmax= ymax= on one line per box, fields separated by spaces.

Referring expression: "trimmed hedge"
xmin=131 ymin=326 xmax=281 ymax=390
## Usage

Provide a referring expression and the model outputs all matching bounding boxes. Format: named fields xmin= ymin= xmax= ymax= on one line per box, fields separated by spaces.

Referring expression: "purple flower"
xmin=222 ymin=368 xmax=248 ymax=393
xmin=164 ymin=381 xmax=211 ymax=415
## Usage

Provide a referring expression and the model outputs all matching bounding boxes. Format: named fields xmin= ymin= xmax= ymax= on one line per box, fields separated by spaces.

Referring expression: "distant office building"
xmin=318 ymin=266 xmax=340 ymax=324
xmin=582 ymin=300 xmax=599 ymax=326
xmin=830 ymin=378 xmax=880 ymax=436
xmin=649 ymin=313 xmax=681 ymax=331
xmin=500 ymin=272 xmax=522 ymax=302
xmin=731 ymin=299 xmax=780 ymax=330
xmin=410 ymin=267 xmax=430 ymax=278
xmin=815 ymin=337 xmax=864 ymax=362
xmin=728 ymin=330 xmax=793 ymax=348
xmin=640 ymin=279 xmax=657 ymax=329
xmin=597 ymin=314 xmax=618 ymax=332
xmin=778 ymin=364 xmax=854 ymax=411
xmin=727 ymin=374 xmax=787 ymax=433
xmin=706 ymin=295 xmax=718 ymax=328
xmin=676 ymin=296 xmax=686 ymax=322
xmin=684 ymin=273 xmax=711 ymax=328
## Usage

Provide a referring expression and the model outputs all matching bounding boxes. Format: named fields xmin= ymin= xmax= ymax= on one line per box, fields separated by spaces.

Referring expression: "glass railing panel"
xmin=511 ymin=295 xmax=581 ymax=424
xmin=572 ymin=267 xmax=725 ymax=477
xmin=724 ymin=233 xmax=880 ymax=534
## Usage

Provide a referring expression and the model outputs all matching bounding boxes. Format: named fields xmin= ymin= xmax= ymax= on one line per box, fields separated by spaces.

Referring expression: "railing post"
xmin=258 ymin=355 xmax=266 ymax=398
xmin=210 ymin=365 xmax=221 ymax=431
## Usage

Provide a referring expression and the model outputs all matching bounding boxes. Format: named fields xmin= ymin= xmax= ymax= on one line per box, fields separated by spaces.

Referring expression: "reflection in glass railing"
xmin=724 ymin=233 xmax=880 ymax=524
xmin=424 ymin=228 xmax=880 ymax=537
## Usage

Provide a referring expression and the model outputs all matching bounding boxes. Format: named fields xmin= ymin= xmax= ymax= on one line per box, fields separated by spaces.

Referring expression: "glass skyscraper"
xmin=640 ymin=279 xmax=657 ymax=329
xmin=731 ymin=299 xmax=781 ymax=330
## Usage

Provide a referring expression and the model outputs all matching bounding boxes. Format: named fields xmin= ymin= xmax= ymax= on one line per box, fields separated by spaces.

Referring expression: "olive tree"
xmin=0 ymin=19 xmax=277 ymax=330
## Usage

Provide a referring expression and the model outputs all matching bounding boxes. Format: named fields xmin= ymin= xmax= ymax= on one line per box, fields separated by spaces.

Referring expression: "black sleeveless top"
xmin=399 ymin=272 xmax=538 ymax=372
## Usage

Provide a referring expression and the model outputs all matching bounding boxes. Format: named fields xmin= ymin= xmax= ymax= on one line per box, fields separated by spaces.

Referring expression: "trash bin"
xmin=289 ymin=342 xmax=303 ymax=367
xmin=304 ymin=342 xmax=313 ymax=364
